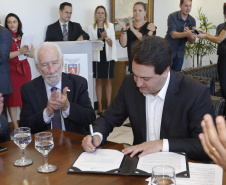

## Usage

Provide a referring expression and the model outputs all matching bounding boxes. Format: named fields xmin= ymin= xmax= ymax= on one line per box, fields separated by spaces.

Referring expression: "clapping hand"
xmin=116 ymin=19 xmax=127 ymax=30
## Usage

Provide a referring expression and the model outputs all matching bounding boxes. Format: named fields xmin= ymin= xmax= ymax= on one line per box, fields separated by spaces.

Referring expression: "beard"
xmin=44 ymin=73 xmax=61 ymax=87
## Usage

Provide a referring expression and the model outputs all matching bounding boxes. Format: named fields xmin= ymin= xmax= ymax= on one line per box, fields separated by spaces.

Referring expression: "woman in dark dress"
xmin=117 ymin=2 xmax=156 ymax=73
xmin=4 ymin=13 xmax=34 ymax=129
xmin=198 ymin=3 xmax=226 ymax=115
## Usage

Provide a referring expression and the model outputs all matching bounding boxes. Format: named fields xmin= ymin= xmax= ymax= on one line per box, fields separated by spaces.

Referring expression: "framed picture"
xmin=111 ymin=0 xmax=154 ymax=38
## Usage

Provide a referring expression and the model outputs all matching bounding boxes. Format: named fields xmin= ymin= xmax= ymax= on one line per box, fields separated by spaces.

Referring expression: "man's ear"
xmin=61 ymin=60 xmax=64 ymax=69
xmin=163 ymin=66 xmax=170 ymax=78
xmin=179 ymin=3 xmax=182 ymax=9
xmin=35 ymin=64 xmax=41 ymax=74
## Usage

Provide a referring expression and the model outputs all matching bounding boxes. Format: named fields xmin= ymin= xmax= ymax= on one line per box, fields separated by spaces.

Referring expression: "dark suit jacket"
xmin=0 ymin=114 xmax=10 ymax=143
xmin=20 ymin=73 xmax=95 ymax=135
xmin=94 ymin=71 xmax=213 ymax=160
xmin=0 ymin=25 xmax=13 ymax=95
xmin=45 ymin=20 xmax=89 ymax=41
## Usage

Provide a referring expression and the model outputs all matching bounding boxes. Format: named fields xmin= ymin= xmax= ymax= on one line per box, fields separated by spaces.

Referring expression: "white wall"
xmin=1 ymin=0 xmax=225 ymax=75
xmin=0 ymin=0 xmax=225 ymax=120
xmin=0 ymin=0 xmax=111 ymax=79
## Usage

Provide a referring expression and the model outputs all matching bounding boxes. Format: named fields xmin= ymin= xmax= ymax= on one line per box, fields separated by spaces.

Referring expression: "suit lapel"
xmin=61 ymin=73 xmax=73 ymax=102
xmin=34 ymin=77 xmax=48 ymax=110
xmin=132 ymin=79 xmax=147 ymax=142
xmin=56 ymin=21 xmax=63 ymax=41
xmin=160 ymin=71 xmax=179 ymax=138
xmin=68 ymin=21 xmax=73 ymax=41
xmin=61 ymin=73 xmax=73 ymax=131
xmin=140 ymin=94 xmax=147 ymax=141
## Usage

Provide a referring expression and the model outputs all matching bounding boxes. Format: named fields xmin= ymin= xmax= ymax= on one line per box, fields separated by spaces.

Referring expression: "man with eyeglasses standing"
xmin=165 ymin=0 xmax=196 ymax=71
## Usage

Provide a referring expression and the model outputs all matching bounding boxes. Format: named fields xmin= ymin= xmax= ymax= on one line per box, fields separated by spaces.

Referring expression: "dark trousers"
xmin=217 ymin=55 xmax=226 ymax=114
xmin=2 ymin=94 xmax=8 ymax=104
xmin=0 ymin=115 xmax=10 ymax=142
xmin=171 ymin=55 xmax=184 ymax=72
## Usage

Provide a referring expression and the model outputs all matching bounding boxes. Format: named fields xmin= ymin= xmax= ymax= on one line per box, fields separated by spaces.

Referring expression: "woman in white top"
xmin=88 ymin=6 xmax=117 ymax=115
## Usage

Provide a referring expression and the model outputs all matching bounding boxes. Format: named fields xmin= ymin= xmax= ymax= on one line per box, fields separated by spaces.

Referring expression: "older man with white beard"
xmin=20 ymin=42 xmax=95 ymax=134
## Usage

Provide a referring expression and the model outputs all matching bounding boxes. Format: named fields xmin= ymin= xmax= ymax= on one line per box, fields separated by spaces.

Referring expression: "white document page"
xmin=137 ymin=152 xmax=187 ymax=174
xmin=146 ymin=162 xmax=223 ymax=185
xmin=176 ymin=162 xmax=223 ymax=185
xmin=72 ymin=149 xmax=124 ymax=172
xmin=18 ymin=33 xmax=34 ymax=61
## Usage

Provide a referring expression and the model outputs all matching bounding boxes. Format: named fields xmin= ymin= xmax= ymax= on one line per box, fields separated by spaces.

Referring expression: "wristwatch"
xmin=105 ymin=37 xmax=109 ymax=41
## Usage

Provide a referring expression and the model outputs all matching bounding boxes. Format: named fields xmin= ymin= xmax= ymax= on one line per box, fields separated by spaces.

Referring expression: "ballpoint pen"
xmin=89 ymin=124 xmax=96 ymax=151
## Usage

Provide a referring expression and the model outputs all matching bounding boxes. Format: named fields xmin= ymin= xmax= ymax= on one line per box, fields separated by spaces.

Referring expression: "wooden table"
xmin=0 ymin=129 xmax=225 ymax=185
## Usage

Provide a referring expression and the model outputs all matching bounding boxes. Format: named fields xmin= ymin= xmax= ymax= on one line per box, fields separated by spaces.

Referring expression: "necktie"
xmin=62 ymin=24 xmax=68 ymax=41
xmin=51 ymin=87 xmax=62 ymax=130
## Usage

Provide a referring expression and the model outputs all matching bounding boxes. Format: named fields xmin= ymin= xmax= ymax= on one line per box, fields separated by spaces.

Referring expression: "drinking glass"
xmin=151 ymin=165 xmax=176 ymax=185
xmin=13 ymin=127 xmax=32 ymax=166
xmin=35 ymin=132 xmax=57 ymax=173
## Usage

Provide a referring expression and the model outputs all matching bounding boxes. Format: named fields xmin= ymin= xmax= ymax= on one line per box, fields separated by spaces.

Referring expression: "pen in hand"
xmin=89 ymin=124 xmax=96 ymax=151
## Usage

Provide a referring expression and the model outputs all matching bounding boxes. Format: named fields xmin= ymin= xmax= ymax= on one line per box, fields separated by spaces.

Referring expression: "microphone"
xmin=192 ymin=26 xmax=199 ymax=35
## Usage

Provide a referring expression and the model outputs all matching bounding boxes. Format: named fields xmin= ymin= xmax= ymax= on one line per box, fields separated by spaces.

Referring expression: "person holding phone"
xmin=165 ymin=0 xmax=196 ymax=71
xmin=88 ymin=6 xmax=117 ymax=115
xmin=4 ymin=13 xmax=34 ymax=129
xmin=197 ymin=3 xmax=226 ymax=115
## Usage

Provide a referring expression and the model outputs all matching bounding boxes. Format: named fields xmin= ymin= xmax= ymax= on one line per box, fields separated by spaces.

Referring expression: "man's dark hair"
xmin=132 ymin=36 xmax=172 ymax=75
xmin=59 ymin=2 xmax=72 ymax=11
xmin=224 ymin=3 xmax=226 ymax=15
xmin=180 ymin=0 xmax=192 ymax=4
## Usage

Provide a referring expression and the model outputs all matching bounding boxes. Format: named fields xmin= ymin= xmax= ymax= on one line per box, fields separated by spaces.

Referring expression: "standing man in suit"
xmin=82 ymin=36 xmax=213 ymax=161
xmin=20 ymin=42 xmax=95 ymax=134
xmin=0 ymin=25 xmax=13 ymax=103
xmin=165 ymin=0 xmax=196 ymax=71
xmin=45 ymin=2 xmax=89 ymax=41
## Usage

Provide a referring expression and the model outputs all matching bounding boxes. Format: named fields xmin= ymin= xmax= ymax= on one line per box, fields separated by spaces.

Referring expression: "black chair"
xmin=211 ymin=95 xmax=225 ymax=117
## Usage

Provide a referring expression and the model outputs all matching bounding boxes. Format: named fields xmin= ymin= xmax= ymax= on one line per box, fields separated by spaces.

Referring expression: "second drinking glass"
xmin=35 ymin=132 xmax=57 ymax=173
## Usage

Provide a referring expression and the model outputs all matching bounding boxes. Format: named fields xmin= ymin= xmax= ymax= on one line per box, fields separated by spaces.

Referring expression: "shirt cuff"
xmin=62 ymin=103 xmax=70 ymax=118
xmin=43 ymin=108 xmax=54 ymax=123
xmin=170 ymin=30 xmax=176 ymax=36
xmin=162 ymin=139 xmax=169 ymax=152
xmin=94 ymin=132 xmax=103 ymax=143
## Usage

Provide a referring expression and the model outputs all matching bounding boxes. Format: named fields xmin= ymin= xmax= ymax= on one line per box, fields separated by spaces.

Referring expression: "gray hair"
xmin=34 ymin=42 xmax=64 ymax=66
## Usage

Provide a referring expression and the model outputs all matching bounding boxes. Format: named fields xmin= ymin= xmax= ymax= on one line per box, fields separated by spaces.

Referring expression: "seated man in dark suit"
xmin=0 ymin=25 xmax=13 ymax=102
xmin=0 ymin=93 xmax=10 ymax=143
xmin=45 ymin=2 xmax=89 ymax=42
xmin=82 ymin=36 xmax=214 ymax=161
xmin=20 ymin=42 xmax=95 ymax=134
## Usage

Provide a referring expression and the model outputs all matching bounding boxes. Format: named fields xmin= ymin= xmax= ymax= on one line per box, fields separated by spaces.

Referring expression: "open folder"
xmin=68 ymin=149 xmax=189 ymax=177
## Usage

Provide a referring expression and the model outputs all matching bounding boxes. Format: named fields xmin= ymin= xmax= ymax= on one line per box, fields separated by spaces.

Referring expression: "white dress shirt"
xmin=43 ymin=79 xmax=70 ymax=130
xmin=144 ymin=71 xmax=170 ymax=152
xmin=96 ymin=72 xmax=171 ymax=151
xmin=59 ymin=20 xmax=69 ymax=34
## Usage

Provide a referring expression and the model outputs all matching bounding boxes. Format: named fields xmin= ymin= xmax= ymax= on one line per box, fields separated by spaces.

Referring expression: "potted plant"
xmin=185 ymin=8 xmax=217 ymax=68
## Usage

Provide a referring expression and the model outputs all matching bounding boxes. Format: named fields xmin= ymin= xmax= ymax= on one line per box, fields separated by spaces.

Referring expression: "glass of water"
xmin=35 ymin=132 xmax=57 ymax=173
xmin=151 ymin=165 xmax=176 ymax=185
xmin=13 ymin=127 xmax=32 ymax=166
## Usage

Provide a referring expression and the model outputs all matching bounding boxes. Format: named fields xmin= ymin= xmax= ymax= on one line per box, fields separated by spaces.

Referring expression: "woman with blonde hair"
xmin=88 ymin=6 xmax=117 ymax=115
